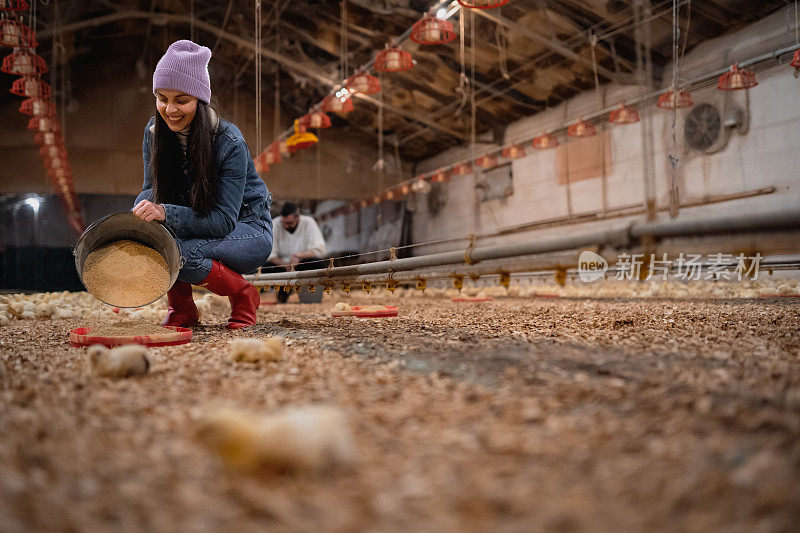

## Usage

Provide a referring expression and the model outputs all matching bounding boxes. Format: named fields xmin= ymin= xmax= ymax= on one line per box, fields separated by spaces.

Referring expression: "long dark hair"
xmin=150 ymin=100 xmax=217 ymax=215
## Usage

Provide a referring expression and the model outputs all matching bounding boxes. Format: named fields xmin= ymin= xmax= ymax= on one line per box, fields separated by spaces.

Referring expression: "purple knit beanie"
xmin=153 ymin=40 xmax=212 ymax=104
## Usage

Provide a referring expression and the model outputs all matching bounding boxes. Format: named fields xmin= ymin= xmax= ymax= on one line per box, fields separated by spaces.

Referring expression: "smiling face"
xmin=155 ymin=89 xmax=198 ymax=132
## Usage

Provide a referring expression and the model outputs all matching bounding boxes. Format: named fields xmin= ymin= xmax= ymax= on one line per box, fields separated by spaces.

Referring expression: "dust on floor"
xmin=1 ymin=295 xmax=799 ymax=531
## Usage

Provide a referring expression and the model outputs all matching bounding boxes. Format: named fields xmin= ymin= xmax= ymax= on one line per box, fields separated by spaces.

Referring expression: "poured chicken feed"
xmin=82 ymin=240 xmax=170 ymax=307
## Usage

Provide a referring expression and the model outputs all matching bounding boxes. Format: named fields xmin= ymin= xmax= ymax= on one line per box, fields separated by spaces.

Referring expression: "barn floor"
xmin=1 ymin=294 xmax=799 ymax=531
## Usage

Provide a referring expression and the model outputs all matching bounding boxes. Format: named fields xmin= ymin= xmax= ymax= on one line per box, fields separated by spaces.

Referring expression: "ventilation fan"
xmin=683 ymin=93 xmax=748 ymax=156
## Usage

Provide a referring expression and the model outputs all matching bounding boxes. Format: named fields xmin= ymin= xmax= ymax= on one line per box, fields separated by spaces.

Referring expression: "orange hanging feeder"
xmin=792 ymin=49 xmax=800 ymax=77
xmin=39 ymin=144 xmax=66 ymax=159
xmin=410 ymin=14 xmax=456 ymax=45
xmin=10 ymin=75 xmax=50 ymax=99
xmin=300 ymin=109 xmax=332 ymax=129
xmin=0 ymin=19 xmax=37 ymax=48
xmin=431 ymin=169 xmax=449 ymax=183
xmin=567 ymin=118 xmax=596 ymax=138
xmin=608 ymin=102 xmax=640 ymax=125
xmin=19 ymin=97 xmax=54 ymax=117
xmin=322 ymin=93 xmax=354 ymax=115
xmin=27 ymin=115 xmax=59 ymax=133
xmin=34 ymin=130 xmax=59 ymax=146
xmin=657 ymin=87 xmax=692 ymax=109
xmin=1 ymin=49 xmax=47 ymax=75
xmin=345 ymin=71 xmax=380 ymax=94
xmin=451 ymin=163 xmax=473 ymax=175
xmin=375 ymin=45 xmax=414 ymax=72
xmin=502 ymin=144 xmax=526 ymax=159
xmin=532 ymin=132 xmax=559 ymax=149
xmin=253 ymin=151 xmax=269 ymax=173
xmin=286 ymin=119 xmax=318 ymax=152
xmin=475 ymin=154 xmax=498 ymax=169
xmin=717 ymin=64 xmax=758 ymax=91
xmin=457 ymin=0 xmax=510 ymax=8
xmin=0 ymin=1 xmax=29 ymax=12
xmin=265 ymin=141 xmax=282 ymax=164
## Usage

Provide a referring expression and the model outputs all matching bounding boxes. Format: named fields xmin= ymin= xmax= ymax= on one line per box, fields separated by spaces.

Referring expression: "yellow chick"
xmin=228 ymin=337 xmax=284 ymax=363
xmin=196 ymin=405 xmax=354 ymax=473
xmin=88 ymin=344 xmax=150 ymax=379
xmin=333 ymin=302 xmax=351 ymax=312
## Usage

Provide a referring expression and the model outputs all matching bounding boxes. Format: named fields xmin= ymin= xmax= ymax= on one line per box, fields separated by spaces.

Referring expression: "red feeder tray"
xmin=69 ymin=326 xmax=192 ymax=348
xmin=451 ymin=296 xmax=493 ymax=302
xmin=331 ymin=305 xmax=398 ymax=318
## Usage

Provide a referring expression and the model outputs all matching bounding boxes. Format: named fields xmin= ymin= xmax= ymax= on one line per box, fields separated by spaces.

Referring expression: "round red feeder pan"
xmin=475 ymin=154 xmax=498 ymax=169
xmin=69 ymin=326 xmax=192 ymax=348
xmin=457 ymin=0 xmax=510 ymax=8
xmin=568 ymin=118 xmax=596 ymax=138
xmin=657 ymin=88 xmax=692 ymax=109
xmin=19 ymin=97 xmax=55 ymax=117
xmin=35 ymin=130 xmax=60 ymax=146
xmin=431 ymin=169 xmax=449 ymax=183
xmin=717 ymin=64 xmax=758 ymax=91
xmin=322 ymin=94 xmax=354 ymax=114
xmin=10 ymin=76 xmax=51 ymax=99
xmin=0 ymin=19 xmax=38 ymax=48
xmin=331 ymin=305 xmax=398 ymax=318
xmin=451 ymin=163 xmax=472 ymax=176
xmin=27 ymin=115 xmax=60 ymax=133
xmin=502 ymin=144 xmax=526 ymax=159
xmin=411 ymin=15 xmax=456 ymax=45
xmin=375 ymin=45 xmax=414 ymax=72
xmin=609 ymin=102 xmax=640 ymax=125
xmin=0 ymin=0 xmax=29 ymax=12
xmin=451 ymin=296 xmax=493 ymax=302
xmin=300 ymin=110 xmax=332 ymax=129
xmin=40 ymin=144 xmax=66 ymax=159
xmin=345 ymin=71 xmax=380 ymax=94
xmin=532 ymin=132 xmax=559 ymax=149
xmin=1 ymin=49 xmax=48 ymax=75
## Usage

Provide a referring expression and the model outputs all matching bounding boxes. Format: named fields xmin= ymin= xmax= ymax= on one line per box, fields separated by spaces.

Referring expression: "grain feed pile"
xmin=88 ymin=320 xmax=175 ymax=337
xmin=82 ymin=240 xmax=170 ymax=307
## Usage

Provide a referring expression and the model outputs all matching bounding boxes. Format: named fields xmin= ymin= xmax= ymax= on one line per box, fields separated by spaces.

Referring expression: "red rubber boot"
xmin=162 ymin=280 xmax=199 ymax=327
xmin=198 ymin=260 xmax=260 ymax=329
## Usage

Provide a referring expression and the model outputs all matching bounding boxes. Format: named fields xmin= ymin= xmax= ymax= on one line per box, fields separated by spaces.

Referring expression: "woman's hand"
xmin=132 ymin=200 xmax=166 ymax=222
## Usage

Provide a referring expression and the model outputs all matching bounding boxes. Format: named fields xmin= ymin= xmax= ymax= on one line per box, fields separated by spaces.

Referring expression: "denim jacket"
xmin=136 ymin=115 xmax=272 ymax=240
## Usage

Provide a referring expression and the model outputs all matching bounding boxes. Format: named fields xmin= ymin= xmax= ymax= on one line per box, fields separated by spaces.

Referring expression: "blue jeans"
xmin=176 ymin=219 xmax=273 ymax=284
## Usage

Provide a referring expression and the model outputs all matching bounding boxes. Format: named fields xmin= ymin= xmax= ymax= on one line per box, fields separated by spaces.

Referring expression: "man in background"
xmin=262 ymin=202 xmax=326 ymax=303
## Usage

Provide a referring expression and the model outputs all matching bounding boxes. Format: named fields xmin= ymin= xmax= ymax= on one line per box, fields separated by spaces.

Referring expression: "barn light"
xmin=300 ymin=109 xmax=332 ymax=129
xmin=0 ymin=1 xmax=29 ymax=12
xmin=657 ymin=87 xmax=692 ymax=109
xmin=375 ymin=44 xmax=414 ymax=72
xmin=345 ymin=71 xmax=380 ymax=94
xmin=410 ymin=13 xmax=456 ymax=45
xmin=400 ymin=183 xmax=411 ymax=195
xmin=19 ymin=97 xmax=54 ymax=117
xmin=792 ymin=49 xmax=800 ymax=77
xmin=286 ymin=119 xmax=318 ymax=152
xmin=384 ymin=189 xmax=395 ymax=201
xmin=10 ymin=76 xmax=50 ymax=99
xmin=502 ymin=144 xmax=526 ymax=159
xmin=608 ymin=102 xmax=639 ymax=125
xmin=432 ymin=169 xmax=449 ymax=183
xmin=567 ymin=118 xmax=596 ymax=138
xmin=474 ymin=154 xmax=498 ymax=169
xmin=1 ymin=49 xmax=47 ymax=75
xmin=323 ymin=93 xmax=354 ymax=115
xmin=532 ymin=132 xmax=559 ymax=149
xmin=0 ymin=19 xmax=37 ymax=48
xmin=411 ymin=176 xmax=431 ymax=193
xmin=457 ymin=0 xmax=510 ymax=8
xmin=717 ymin=64 xmax=758 ymax=91
xmin=451 ymin=163 xmax=473 ymax=175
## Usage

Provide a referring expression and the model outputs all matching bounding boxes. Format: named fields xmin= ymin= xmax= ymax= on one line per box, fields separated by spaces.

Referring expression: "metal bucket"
xmin=74 ymin=212 xmax=181 ymax=307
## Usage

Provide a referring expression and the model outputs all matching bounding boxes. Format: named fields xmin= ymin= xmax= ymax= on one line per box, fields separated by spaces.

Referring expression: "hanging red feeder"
xmin=792 ymin=49 xmax=800 ymax=77
xmin=0 ymin=19 xmax=37 ymax=48
xmin=35 ymin=130 xmax=60 ymax=146
xmin=19 ymin=97 xmax=54 ymax=117
xmin=39 ymin=144 xmax=66 ymax=159
xmin=0 ymin=1 xmax=29 ymax=11
xmin=411 ymin=176 xmax=431 ymax=193
xmin=375 ymin=45 xmax=414 ymax=72
xmin=27 ymin=115 xmax=59 ymax=133
xmin=532 ymin=132 xmax=559 ymax=149
xmin=608 ymin=102 xmax=640 ymax=125
xmin=657 ymin=87 xmax=692 ymax=109
xmin=345 ymin=71 xmax=380 ymax=94
xmin=322 ymin=93 xmax=354 ymax=115
xmin=286 ymin=119 xmax=318 ymax=152
xmin=475 ymin=154 xmax=498 ymax=169
xmin=717 ymin=64 xmax=758 ymax=91
xmin=502 ymin=144 xmax=526 ymax=159
xmin=431 ymin=169 xmax=449 ymax=183
xmin=410 ymin=14 xmax=456 ymax=45
xmin=384 ymin=189 xmax=395 ymax=201
xmin=400 ymin=183 xmax=411 ymax=195
xmin=451 ymin=163 xmax=473 ymax=175
xmin=265 ymin=141 xmax=282 ymax=165
xmin=1 ymin=49 xmax=47 ymax=75
xmin=300 ymin=109 xmax=332 ymax=129
xmin=10 ymin=75 xmax=50 ymax=99
xmin=457 ymin=0 xmax=511 ymax=8
xmin=253 ymin=151 xmax=269 ymax=173
xmin=568 ymin=118 xmax=596 ymax=138
xmin=45 ymin=155 xmax=67 ymax=172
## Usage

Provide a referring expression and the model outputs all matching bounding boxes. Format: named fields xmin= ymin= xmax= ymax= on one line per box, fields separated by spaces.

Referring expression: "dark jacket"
xmin=136 ymin=115 xmax=272 ymax=240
